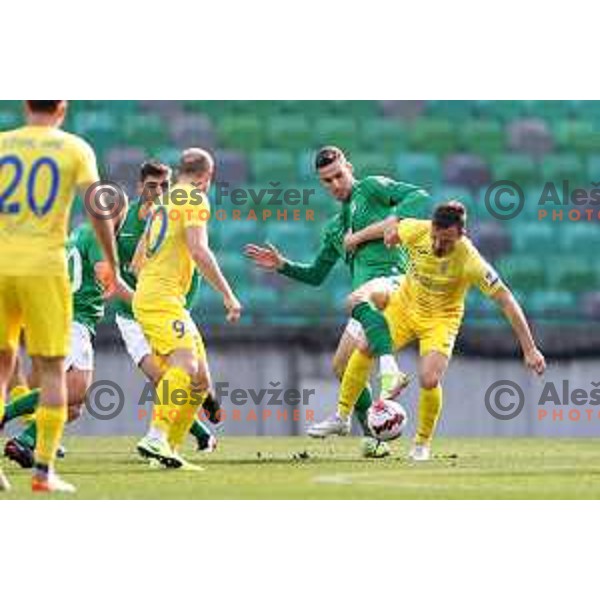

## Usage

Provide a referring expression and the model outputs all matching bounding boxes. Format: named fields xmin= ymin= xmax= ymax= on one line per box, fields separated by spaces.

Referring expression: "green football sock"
xmin=17 ymin=422 xmax=37 ymax=450
xmin=351 ymin=301 xmax=393 ymax=357
xmin=354 ymin=386 xmax=373 ymax=436
xmin=189 ymin=419 xmax=211 ymax=443
xmin=4 ymin=389 xmax=40 ymax=423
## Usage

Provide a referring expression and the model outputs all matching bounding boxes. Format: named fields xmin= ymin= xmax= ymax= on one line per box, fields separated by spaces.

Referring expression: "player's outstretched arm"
xmin=244 ymin=239 xmax=338 ymax=287
xmin=492 ymin=288 xmax=546 ymax=375
xmin=186 ymin=226 xmax=242 ymax=323
xmin=344 ymin=216 xmax=400 ymax=252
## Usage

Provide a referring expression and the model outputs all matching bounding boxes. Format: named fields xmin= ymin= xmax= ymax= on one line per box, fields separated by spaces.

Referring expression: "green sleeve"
xmin=278 ymin=227 xmax=340 ymax=287
xmin=362 ymin=175 xmax=430 ymax=215
xmin=84 ymin=227 xmax=105 ymax=268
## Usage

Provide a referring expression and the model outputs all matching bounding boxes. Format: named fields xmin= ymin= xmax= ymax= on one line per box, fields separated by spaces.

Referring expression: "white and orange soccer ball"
xmin=367 ymin=400 xmax=408 ymax=442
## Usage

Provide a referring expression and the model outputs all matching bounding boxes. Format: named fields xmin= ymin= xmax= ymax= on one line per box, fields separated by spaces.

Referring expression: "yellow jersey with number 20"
xmin=0 ymin=125 xmax=99 ymax=276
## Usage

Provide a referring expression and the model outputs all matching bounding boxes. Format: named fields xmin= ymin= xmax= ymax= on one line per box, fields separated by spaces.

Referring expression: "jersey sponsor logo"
xmin=485 ymin=267 xmax=500 ymax=287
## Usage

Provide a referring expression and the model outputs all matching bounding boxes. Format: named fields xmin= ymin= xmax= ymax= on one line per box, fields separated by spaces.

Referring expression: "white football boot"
xmin=307 ymin=414 xmax=350 ymax=438
xmin=409 ymin=443 xmax=431 ymax=462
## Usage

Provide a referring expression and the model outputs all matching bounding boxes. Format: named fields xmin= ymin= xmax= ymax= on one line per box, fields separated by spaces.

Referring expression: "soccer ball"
xmin=367 ymin=400 xmax=407 ymax=441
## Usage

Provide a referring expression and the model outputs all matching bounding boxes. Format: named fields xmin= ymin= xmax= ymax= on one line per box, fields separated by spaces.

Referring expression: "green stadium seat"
xmin=351 ymin=152 xmax=396 ymax=178
xmin=313 ymin=117 xmax=359 ymax=154
xmin=359 ymin=118 xmax=407 ymax=154
xmin=493 ymin=154 xmax=539 ymax=188
xmin=587 ymin=155 xmax=600 ymax=182
xmin=123 ymin=114 xmax=167 ymax=148
xmin=265 ymin=115 xmax=312 ymax=151
xmin=428 ymin=100 xmax=475 ymax=120
xmin=554 ymin=120 xmax=600 ymax=155
xmin=219 ymin=116 xmax=264 ymax=153
xmin=395 ymin=153 xmax=441 ymax=188
xmin=524 ymin=101 xmax=574 ymax=123
xmin=0 ymin=110 xmax=20 ymax=129
xmin=328 ymin=101 xmax=379 ymax=118
xmin=571 ymin=101 xmax=600 ymax=125
xmin=473 ymin=101 xmax=525 ymax=122
xmin=438 ymin=186 xmax=482 ymax=220
xmin=541 ymin=154 xmax=585 ymax=187
xmin=559 ymin=222 xmax=600 ymax=254
xmin=547 ymin=258 xmax=597 ymax=292
xmin=407 ymin=119 xmax=458 ymax=155
xmin=527 ymin=290 xmax=578 ymax=318
xmin=460 ymin=120 xmax=505 ymax=157
xmin=509 ymin=222 xmax=556 ymax=254
xmin=496 ymin=255 xmax=547 ymax=291
xmin=250 ymin=150 xmax=297 ymax=182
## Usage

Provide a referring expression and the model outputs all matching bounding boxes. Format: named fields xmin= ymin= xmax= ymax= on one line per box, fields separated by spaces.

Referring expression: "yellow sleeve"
xmin=467 ymin=250 xmax=505 ymax=297
xmin=75 ymin=138 xmax=100 ymax=187
xmin=182 ymin=192 xmax=211 ymax=229
xmin=397 ymin=218 xmax=430 ymax=248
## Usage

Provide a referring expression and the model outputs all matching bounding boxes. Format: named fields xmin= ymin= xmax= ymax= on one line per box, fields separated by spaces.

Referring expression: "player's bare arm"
xmin=186 ymin=225 xmax=242 ymax=323
xmin=343 ymin=215 xmax=400 ymax=252
xmin=492 ymin=288 xmax=546 ymax=375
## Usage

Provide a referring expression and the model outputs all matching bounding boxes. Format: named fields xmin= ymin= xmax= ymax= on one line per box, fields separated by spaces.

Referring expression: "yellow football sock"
xmin=168 ymin=388 xmax=206 ymax=450
xmin=152 ymin=366 xmax=192 ymax=438
xmin=338 ymin=350 xmax=374 ymax=419
xmin=0 ymin=393 xmax=5 ymax=424
xmin=415 ymin=385 xmax=443 ymax=445
xmin=9 ymin=384 xmax=30 ymax=402
xmin=35 ymin=404 xmax=67 ymax=469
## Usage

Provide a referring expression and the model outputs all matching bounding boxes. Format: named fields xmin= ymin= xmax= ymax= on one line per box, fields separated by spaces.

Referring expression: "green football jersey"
xmin=113 ymin=199 xmax=201 ymax=319
xmin=280 ymin=176 xmax=429 ymax=289
xmin=67 ymin=222 xmax=105 ymax=334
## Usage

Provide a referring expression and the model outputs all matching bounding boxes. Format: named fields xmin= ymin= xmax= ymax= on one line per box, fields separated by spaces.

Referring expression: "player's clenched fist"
xmin=525 ymin=347 xmax=546 ymax=376
xmin=224 ymin=294 xmax=242 ymax=323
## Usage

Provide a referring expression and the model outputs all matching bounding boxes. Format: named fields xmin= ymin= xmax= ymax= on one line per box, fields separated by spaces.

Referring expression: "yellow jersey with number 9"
xmin=0 ymin=125 xmax=99 ymax=276
xmin=135 ymin=184 xmax=210 ymax=305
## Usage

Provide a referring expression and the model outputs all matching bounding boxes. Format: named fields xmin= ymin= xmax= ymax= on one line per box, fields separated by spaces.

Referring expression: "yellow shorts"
xmin=133 ymin=298 xmax=206 ymax=360
xmin=383 ymin=289 xmax=460 ymax=358
xmin=0 ymin=274 xmax=71 ymax=357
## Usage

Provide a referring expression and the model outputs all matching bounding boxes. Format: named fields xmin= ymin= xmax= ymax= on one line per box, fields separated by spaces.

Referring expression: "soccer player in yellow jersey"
xmin=310 ymin=201 xmax=546 ymax=460
xmin=134 ymin=148 xmax=241 ymax=468
xmin=0 ymin=101 xmax=123 ymax=492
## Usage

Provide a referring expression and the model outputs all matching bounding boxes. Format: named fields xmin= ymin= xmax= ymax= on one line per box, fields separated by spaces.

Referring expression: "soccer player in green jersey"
xmin=244 ymin=146 xmax=430 ymax=452
xmin=113 ymin=161 xmax=217 ymax=452
xmin=2 ymin=195 xmax=131 ymax=467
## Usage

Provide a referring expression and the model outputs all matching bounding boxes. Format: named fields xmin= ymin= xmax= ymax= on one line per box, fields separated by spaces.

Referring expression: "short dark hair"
xmin=26 ymin=101 xmax=62 ymax=114
xmin=179 ymin=148 xmax=213 ymax=177
xmin=315 ymin=146 xmax=345 ymax=170
xmin=139 ymin=160 xmax=170 ymax=182
xmin=432 ymin=200 xmax=467 ymax=230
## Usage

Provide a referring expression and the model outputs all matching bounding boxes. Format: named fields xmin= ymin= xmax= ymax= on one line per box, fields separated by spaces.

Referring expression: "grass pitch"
xmin=2 ymin=436 xmax=600 ymax=499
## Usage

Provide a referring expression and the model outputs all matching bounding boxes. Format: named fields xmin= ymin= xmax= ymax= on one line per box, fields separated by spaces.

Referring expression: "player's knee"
xmin=420 ymin=370 xmax=441 ymax=390
xmin=370 ymin=290 xmax=389 ymax=311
